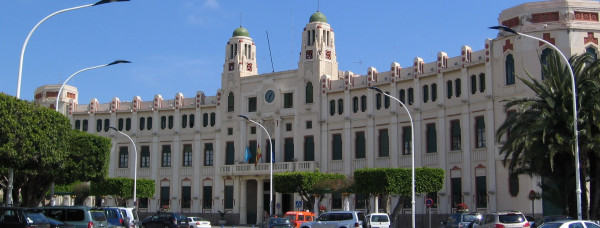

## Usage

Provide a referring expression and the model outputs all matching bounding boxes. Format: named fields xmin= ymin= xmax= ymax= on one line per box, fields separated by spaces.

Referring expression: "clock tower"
xmin=298 ymin=11 xmax=338 ymax=81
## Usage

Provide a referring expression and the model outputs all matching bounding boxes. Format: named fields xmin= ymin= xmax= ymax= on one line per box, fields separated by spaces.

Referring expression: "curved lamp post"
xmin=109 ymin=126 xmax=138 ymax=208
xmin=10 ymin=0 xmax=129 ymax=206
xmin=49 ymin=59 xmax=129 ymax=205
xmin=239 ymin=115 xmax=273 ymax=216
xmin=369 ymin=86 xmax=415 ymax=228
xmin=54 ymin=60 xmax=130 ymax=113
xmin=16 ymin=0 xmax=129 ymax=99
xmin=490 ymin=25 xmax=582 ymax=220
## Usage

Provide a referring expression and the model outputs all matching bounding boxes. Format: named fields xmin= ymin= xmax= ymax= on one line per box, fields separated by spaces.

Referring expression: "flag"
xmin=255 ymin=143 xmax=262 ymax=167
xmin=272 ymin=148 xmax=275 ymax=163
xmin=244 ymin=146 xmax=251 ymax=163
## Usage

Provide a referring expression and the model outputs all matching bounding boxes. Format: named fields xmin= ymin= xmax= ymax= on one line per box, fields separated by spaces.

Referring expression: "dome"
xmin=232 ymin=26 xmax=250 ymax=37
xmin=309 ymin=11 xmax=327 ymax=23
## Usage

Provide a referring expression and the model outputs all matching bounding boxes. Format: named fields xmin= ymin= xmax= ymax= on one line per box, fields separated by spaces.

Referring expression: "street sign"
xmin=276 ymin=203 xmax=281 ymax=209
xmin=425 ymin=198 xmax=433 ymax=208
xmin=295 ymin=200 xmax=302 ymax=208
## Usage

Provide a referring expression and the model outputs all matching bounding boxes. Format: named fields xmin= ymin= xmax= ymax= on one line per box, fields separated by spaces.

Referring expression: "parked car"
xmin=103 ymin=207 xmax=128 ymax=227
xmin=42 ymin=206 xmax=108 ymax=228
xmin=533 ymin=215 xmax=573 ymax=228
xmin=300 ymin=211 xmax=364 ymax=228
xmin=140 ymin=212 xmax=189 ymax=228
xmin=538 ymin=220 xmax=600 ymax=228
xmin=283 ymin=211 xmax=316 ymax=228
xmin=440 ymin=212 xmax=482 ymax=228
xmin=46 ymin=217 xmax=75 ymax=228
xmin=365 ymin=213 xmax=390 ymax=228
xmin=263 ymin=217 xmax=293 ymax=228
xmin=476 ymin=211 xmax=529 ymax=228
xmin=119 ymin=207 xmax=140 ymax=228
xmin=187 ymin=216 xmax=211 ymax=228
xmin=0 ymin=207 xmax=51 ymax=228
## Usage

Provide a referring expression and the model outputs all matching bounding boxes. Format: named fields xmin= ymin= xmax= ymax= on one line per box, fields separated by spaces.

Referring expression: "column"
xmin=257 ymin=179 xmax=265 ymax=224
xmin=240 ymin=179 xmax=247 ymax=224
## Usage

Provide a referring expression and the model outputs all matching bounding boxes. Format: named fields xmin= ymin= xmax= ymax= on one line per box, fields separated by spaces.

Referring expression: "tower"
xmin=223 ymin=26 xmax=258 ymax=80
xmin=299 ymin=11 xmax=339 ymax=80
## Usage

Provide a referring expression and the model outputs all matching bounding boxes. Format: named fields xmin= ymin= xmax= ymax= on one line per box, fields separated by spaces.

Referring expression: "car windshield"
xmin=24 ymin=212 xmax=49 ymax=224
xmin=284 ymin=215 xmax=296 ymax=220
xmin=270 ymin=218 xmax=290 ymax=225
xmin=499 ymin=214 xmax=525 ymax=223
xmin=463 ymin=214 xmax=480 ymax=222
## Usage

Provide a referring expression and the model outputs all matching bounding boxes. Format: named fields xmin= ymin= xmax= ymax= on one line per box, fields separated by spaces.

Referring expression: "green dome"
xmin=309 ymin=11 xmax=327 ymax=23
xmin=232 ymin=26 xmax=250 ymax=37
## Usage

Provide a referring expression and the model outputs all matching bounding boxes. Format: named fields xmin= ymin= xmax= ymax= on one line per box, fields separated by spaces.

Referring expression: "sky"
xmin=1 ymin=0 xmax=538 ymax=104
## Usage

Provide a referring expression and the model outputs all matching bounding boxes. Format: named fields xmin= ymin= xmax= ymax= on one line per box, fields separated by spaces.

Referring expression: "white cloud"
xmin=203 ymin=0 xmax=219 ymax=10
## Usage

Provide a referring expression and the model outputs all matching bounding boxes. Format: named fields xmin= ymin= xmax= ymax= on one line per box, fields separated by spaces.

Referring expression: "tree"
xmin=496 ymin=53 xmax=600 ymax=219
xmin=354 ymin=167 xmax=444 ymax=225
xmin=0 ymin=93 xmax=71 ymax=206
xmin=273 ymin=170 xmax=345 ymax=211
xmin=0 ymin=93 xmax=113 ymax=207
xmin=91 ymin=177 xmax=155 ymax=206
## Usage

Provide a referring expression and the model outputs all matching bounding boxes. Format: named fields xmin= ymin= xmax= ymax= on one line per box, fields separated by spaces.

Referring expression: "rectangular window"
xmin=226 ymin=142 xmax=235 ymax=165
xmin=140 ymin=146 xmax=150 ymax=168
xmin=203 ymin=186 xmax=212 ymax=209
xmin=355 ymin=131 xmax=366 ymax=159
xmin=248 ymin=97 xmax=257 ymax=112
xmin=160 ymin=186 xmax=170 ymax=207
xmin=304 ymin=136 xmax=314 ymax=161
xmin=451 ymin=177 xmax=462 ymax=208
xmin=332 ymin=193 xmax=342 ymax=210
xmin=204 ymin=143 xmax=213 ymax=166
xmin=426 ymin=124 xmax=437 ymax=153
xmin=402 ymin=127 xmax=412 ymax=155
xmin=183 ymin=144 xmax=192 ymax=167
xmin=286 ymin=123 xmax=292 ymax=131
xmin=139 ymin=198 xmax=148 ymax=208
xmin=332 ymin=134 xmax=342 ymax=160
xmin=181 ymin=186 xmax=191 ymax=209
xmin=378 ymin=129 xmax=389 ymax=157
xmin=161 ymin=145 xmax=171 ymax=167
xmin=225 ymin=185 xmax=234 ymax=209
xmin=306 ymin=121 xmax=312 ymax=129
xmin=284 ymin=138 xmax=294 ymax=162
xmin=355 ymin=194 xmax=367 ymax=210
xmin=451 ymin=120 xmax=461 ymax=151
xmin=284 ymin=92 xmax=293 ymax=108
xmin=119 ymin=146 xmax=128 ymax=168
xmin=475 ymin=116 xmax=486 ymax=148
xmin=476 ymin=176 xmax=487 ymax=208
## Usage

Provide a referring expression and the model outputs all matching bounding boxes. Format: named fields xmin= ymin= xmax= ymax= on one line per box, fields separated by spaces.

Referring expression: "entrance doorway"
xmin=246 ymin=180 xmax=257 ymax=224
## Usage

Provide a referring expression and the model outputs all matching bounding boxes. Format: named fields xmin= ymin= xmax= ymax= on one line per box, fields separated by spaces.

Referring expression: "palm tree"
xmin=496 ymin=52 xmax=600 ymax=219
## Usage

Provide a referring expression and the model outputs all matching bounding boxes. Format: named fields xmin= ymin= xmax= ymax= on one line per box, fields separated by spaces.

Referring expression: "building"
xmin=34 ymin=0 xmax=600 ymax=224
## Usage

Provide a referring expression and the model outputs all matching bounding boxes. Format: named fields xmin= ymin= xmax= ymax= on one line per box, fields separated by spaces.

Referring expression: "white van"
xmin=119 ymin=207 xmax=139 ymax=228
xmin=365 ymin=213 xmax=390 ymax=228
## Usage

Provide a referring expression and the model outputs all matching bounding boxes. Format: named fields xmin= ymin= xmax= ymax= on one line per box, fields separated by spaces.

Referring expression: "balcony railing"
xmin=218 ymin=161 xmax=318 ymax=175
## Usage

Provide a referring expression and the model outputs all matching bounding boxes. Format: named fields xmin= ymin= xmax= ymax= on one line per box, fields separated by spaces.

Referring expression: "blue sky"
xmin=1 ymin=0 xmax=535 ymax=103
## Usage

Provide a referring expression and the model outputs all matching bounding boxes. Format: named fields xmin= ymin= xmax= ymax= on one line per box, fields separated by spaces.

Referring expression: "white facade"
xmin=34 ymin=0 xmax=600 ymax=224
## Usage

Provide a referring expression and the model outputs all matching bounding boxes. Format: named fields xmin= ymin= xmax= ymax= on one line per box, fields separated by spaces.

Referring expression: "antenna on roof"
xmin=240 ymin=12 xmax=242 ymax=27
xmin=266 ymin=31 xmax=275 ymax=72
xmin=317 ymin=0 xmax=320 ymax=11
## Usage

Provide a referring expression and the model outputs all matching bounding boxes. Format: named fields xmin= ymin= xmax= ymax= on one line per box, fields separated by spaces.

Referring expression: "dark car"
xmin=0 ymin=207 xmax=51 ymax=228
xmin=440 ymin=212 xmax=482 ymax=228
xmin=140 ymin=212 xmax=189 ymax=228
xmin=263 ymin=217 xmax=292 ymax=228
xmin=532 ymin=215 xmax=573 ymax=228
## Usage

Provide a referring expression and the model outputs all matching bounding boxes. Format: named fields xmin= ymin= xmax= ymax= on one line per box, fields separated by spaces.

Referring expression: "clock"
xmin=265 ymin=90 xmax=275 ymax=103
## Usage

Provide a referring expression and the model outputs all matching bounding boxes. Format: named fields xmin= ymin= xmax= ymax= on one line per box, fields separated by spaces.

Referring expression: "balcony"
xmin=218 ymin=161 xmax=318 ymax=176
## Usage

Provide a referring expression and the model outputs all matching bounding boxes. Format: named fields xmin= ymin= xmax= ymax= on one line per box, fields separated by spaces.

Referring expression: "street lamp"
xmin=490 ymin=25 xmax=582 ymax=220
xmin=11 ymin=0 xmax=129 ymax=206
xmin=109 ymin=126 xmax=138 ymax=208
xmin=16 ymin=0 xmax=129 ymax=99
xmin=54 ymin=60 xmax=131 ymax=114
xmin=368 ymin=87 xmax=415 ymax=228
xmin=238 ymin=115 xmax=274 ymax=216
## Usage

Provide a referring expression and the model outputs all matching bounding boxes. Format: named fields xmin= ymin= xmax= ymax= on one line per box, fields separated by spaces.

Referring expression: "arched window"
xmin=161 ymin=116 xmax=167 ymax=129
xmin=305 ymin=82 xmax=313 ymax=104
xmin=203 ymin=113 xmax=209 ymax=127
xmin=479 ymin=73 xmax=485 ymax=93
xmin=506 ymin=54 xmax=515 ymax=85
xmin=586 ymin=46 xmax=598 ymax=60
xmin=375 ymin=93 xmax=382 ymax=110
xmin=182 ymin=115 xmax=188 ymax=128
xmin=329 ymin=100 xmax=335 ymax=116
xmin=455 ymin=79 xmax=461 ymax=97
xmin=384 ymin=92 xmax=390 ymax=108
xmin=423 ymin=85 xmax=429 ymax=103
xmin=140 ymin=117 xmax=145 ymax=130
xmin=168 ymin=115 xmax=174 ymax=129
xmin=147 ymin=117 xmax=153 ymax=130
xmin=470 ymin=75 xmax=477 ymax=94
xmin=408 ymin=88 xmax=414 ymax=105
xmin=210 ymin=112 xmax=216 ymax=126
xmin=82 ymin=119 xmax=88 ymax=131
xmin=447 ymin=80 xmax=453 ymax=99
xmin=399 ymin=89 xmax=406 ymax=104
xmin=189 ymin=114 xmax=194 ymax=128
xmin=103 ymin=119 xmax=110 ymax=132
xmin=96 ymin=119 xmax=102 ymax=132
xmin=360 ymin=95 xmax=367 ymax=112
xmin=227 ymin=92 xmax=234 ymax=112
xmin=337 ymin=99 xmax=344 ymax=115
xmin=75 ymin=120 xmax=81 ymax=130
xmin=118 ymin=118 xmax=124 ymax=131
xmin=352 ymin=97 xmax=359 ymax=113
xmin=541 ymin=48 xmax=553 ymax=80
xmin=125 ymin=118 xmax=131 ymax=131
xmin=431 ymin=83 xmax=437 ymax=101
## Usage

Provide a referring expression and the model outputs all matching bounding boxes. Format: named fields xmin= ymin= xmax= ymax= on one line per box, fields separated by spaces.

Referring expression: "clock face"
xmin=265 ymin=90 xmax=275 ymax=103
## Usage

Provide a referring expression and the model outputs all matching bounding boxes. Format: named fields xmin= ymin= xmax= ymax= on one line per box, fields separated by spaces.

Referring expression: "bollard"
xmin=233 ymin=225 xmax=236 ymax=228
xmin=221 ymin=225 xmax=224 ymax=228
xmin=252 ymin=225 xmax=255 ymax=228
